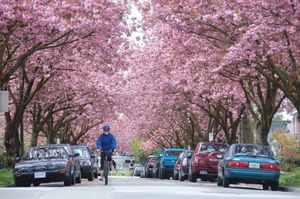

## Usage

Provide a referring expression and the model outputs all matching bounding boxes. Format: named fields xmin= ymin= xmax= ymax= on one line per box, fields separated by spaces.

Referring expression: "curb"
xmin=279 ymin=186 xmax=300 ymax=192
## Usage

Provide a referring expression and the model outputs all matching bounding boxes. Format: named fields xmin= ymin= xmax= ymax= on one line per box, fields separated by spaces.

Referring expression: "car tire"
xmin=179 ymin=170 xmax=185 ymax=181
xmin=76 ymin=171 xmax=81 ymax=183
xmin=159 ymin=168 xmax=166 ymax=179
xmin=189 ymin=172 xmax=197 ymax=182
xmin=15 ymin=181 xmax=30 ymax=187
xmin=71 ymin=171 xmax=76 ymax=185
xmin=173 ymin=172 xmax=178 ymax=180
xmin=64 ymin=170 xmax=73 ymax=186
xmin=33 ymin=182 xmax=40 ymax=187
xmin=94 ymin=169 xmax=98 ymax=179
xmin=223 ymin=176 xmax=230 ymax=188
xmin=87 ymin=171 xmax=94 ymax=181
xmin=263 ymin=184 xmax=269 ymax=190
xmin=217 ymin=176 xmax=223 ymax=186
xmin=270 ymin=181 xmax=279 ymax=191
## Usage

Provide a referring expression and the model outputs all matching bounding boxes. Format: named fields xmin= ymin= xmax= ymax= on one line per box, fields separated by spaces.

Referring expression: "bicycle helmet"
xmin=103 ymin=124 xmax=110 ymax=131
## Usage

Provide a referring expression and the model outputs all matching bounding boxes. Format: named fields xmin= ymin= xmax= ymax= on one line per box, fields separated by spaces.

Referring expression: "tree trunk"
xmin=4 ymin=126 xmax=19 ymax=168
xmin=239 ymin=110 xmax=253 ymax=144
xmin=31 ymin=129 xmax=39 ymax=147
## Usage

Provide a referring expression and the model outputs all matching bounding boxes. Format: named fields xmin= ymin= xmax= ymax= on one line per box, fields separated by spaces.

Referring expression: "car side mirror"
xmin=74 ymin=153 xmax=80 ymax=157
xmin=216 ymin=154 xmax=223 ymax=159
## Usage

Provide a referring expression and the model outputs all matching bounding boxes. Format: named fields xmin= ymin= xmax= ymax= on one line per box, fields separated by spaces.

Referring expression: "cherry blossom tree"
xmin=0 ymin=0 xmax=126 ymax=168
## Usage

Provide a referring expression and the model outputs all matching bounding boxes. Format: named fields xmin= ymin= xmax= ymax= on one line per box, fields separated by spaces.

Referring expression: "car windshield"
xmin=234 ymin=145 xmax=274 ymax=157
xmin=149 ymin=157 xmax=158 ymax=162
xmin=73 ymin=148 xmax=90 ymax=158
xmin=165 ymin=151 xmax=183 ymax=157
xmin=200 ymin=144 xmax=228 ymax=153
xmin=23 ymin=147 xmax=69 ymax=160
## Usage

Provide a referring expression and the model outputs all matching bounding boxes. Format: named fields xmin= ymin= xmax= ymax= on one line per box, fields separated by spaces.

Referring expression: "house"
xmin=291 ymin=110 xmax=300 ymax=134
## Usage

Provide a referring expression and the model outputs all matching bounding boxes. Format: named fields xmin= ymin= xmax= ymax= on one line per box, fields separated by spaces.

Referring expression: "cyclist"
xmin=129 ymin=160 xmax=135 ymax=177
xmin=96 ymin=124 xmax=117 ymax=181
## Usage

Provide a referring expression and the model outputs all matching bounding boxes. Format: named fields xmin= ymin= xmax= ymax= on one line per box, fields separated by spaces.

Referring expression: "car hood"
xmin=15 ymin=159 xmax=68 ymax=172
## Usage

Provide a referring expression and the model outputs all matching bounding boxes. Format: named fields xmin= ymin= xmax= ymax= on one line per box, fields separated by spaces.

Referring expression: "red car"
xmin=189 ymin=142 xmax=229 ymax=182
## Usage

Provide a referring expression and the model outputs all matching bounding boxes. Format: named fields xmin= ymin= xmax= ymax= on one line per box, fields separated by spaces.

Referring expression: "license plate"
xmin=249 ymin=162 xmax=260 ymax=169
xmin=34 ymin=172 xmax=46 ymax=178
xmin=200 ymin=170 xmax=208 ymax=175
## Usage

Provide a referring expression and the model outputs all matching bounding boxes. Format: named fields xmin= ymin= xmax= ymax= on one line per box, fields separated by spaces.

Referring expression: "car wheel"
xmin=76 ymin=171 xmax=81 ymax=183
xmin=179 ymin=170 xmax=184 ymax=181
xmin=71 ymin=171 xmax=76 ymax=185
xmin=87 ymin=171 xmax=94 ymax=181
xmin=94 ymin=169 xmax=98 ymax=179
xmin=33 ymin=182 xmax=40 ymax=187
xmin=159 ymin=168 xmax=166 ymax=179
xmin=15 ymin=182 xmax=30 ymax=187
xmin=223 ymin=176 xmax=230 ymax=188
xmin=173 ymin=172 xmax=178 ymax=180
xmin=270 ymin=181 xmax=279 ymax=191
xmin=217 ymin=176 xmax=223 ymax=186
xmin=64 ymin=170 xmax=73 ymax=186
xmin=263 ymin=184 xmax=269 ymax=190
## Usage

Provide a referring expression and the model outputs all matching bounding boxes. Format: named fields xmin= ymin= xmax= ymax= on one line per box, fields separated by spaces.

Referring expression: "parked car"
xmin=189 ymin=142 xmax=229 ymax=182
xmin=145 ymin=156 xmax=160 ymax=178
xmin=140 ymin=164 xmax=146 ymax=178
xmin=217 ymin=144 xmax=280 ymax=190
xmin=14 ymin=145 xmax=80 ymax=187
xmin=158 ymin=148 xmax=186 ymax=179
xmin=71 ymin=145 xmax=98 ymax=181
xmin=173 ymin=150 xmax=193 ymax=181
xmin=134 ymin=164 xmax=144 ymax=176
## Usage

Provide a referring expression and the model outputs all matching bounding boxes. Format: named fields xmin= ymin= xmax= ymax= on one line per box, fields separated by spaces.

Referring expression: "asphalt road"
xmin=1 ymin=177 xmax=299 ymax=199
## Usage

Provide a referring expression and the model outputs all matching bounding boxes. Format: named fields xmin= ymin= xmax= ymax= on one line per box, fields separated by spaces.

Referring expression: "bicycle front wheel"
xmin=103 ymin=160 xmax=109 ymax=185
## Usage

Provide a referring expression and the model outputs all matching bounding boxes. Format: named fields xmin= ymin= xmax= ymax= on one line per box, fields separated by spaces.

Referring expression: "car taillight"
xmin=227 ymin=161 xmax=249 ymax=168
xmin=260 ymin=163 xmax=280 ymax=171
xmin=148 ymin=162 xmax=154 ymax=168
xmin=194 ymin=154 xmax=202 ymax=162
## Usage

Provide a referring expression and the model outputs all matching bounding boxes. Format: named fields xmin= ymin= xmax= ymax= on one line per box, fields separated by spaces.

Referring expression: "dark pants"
xmin=100 ymin=151 xmax=112 ymax=170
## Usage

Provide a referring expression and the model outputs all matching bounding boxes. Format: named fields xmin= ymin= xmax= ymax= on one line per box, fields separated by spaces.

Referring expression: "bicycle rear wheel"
xmin=103 ymin=160 xmax=109 ymax=185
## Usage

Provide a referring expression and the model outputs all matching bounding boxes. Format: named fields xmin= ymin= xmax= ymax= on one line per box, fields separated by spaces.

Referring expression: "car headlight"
xmin=83 ymin=160 xmax=91 ymax=166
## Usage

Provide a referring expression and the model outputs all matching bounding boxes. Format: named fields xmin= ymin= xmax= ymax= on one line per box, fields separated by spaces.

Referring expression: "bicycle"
xmin=102 ymin=151 xmax=113 ymax=185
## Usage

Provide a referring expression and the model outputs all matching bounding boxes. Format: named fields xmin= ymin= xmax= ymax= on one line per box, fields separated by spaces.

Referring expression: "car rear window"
xmin=199 ymin=144 xmax=228 ymax=153
xmin=234 ymin=145 xmax=274 ymax=157
xmin=23 ymin=147 xmax=69 ymax=160
xmin=165 ymin=150 xmax=183 ymax=157
xmin=73 ymin=148 xmax=90 ymax=158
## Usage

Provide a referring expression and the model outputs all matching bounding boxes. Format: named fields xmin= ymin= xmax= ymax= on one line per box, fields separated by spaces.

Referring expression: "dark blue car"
xmin=217 ymin=144 xmax=280 ymax=190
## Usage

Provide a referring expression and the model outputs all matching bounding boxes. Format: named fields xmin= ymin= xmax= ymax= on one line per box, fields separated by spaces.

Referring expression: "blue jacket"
xmin=96 ymin=133 xmax=116 ymax=152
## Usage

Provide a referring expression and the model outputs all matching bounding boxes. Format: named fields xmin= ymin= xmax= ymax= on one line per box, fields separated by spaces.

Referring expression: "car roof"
xmin=71 ymin=145 xmax=88 ymax=148
xmin=164 ymin=148 xmax=186 ymax=151
xmin=199 ymin=142 xmax=229 ymax=146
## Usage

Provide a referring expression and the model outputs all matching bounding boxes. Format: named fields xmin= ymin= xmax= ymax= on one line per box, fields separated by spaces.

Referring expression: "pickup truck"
xmin=158 ymin=148 xmax=186 ymax=179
